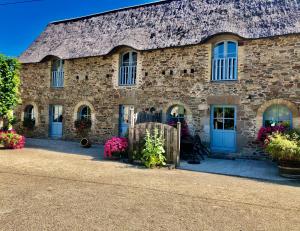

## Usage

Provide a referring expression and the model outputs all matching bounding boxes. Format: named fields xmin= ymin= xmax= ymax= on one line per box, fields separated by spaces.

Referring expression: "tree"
xmin=0 ymin=54 xmax=21 ymax=128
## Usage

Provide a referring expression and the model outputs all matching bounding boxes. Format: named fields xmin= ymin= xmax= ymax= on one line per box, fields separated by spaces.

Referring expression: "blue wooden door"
xmin=119 ymin=105 xmax=133 ymax=137
xmin=50 ymin=105 xmax=63 ymax=138
xmin=211 ymin=105 xmax=236 ymax=153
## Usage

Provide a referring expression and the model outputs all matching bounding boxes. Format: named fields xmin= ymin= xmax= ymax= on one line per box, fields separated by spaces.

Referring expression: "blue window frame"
xmin=212 ymin=41 xmax=238 ymax=81
xmin=51 ymin=59 xmax=64 ymax=88
xmin=119 ymin=51 xmax=137 ymax=86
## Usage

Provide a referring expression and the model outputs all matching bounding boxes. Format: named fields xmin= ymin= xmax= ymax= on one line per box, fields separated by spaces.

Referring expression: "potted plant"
xmin=23 ymin=117 xmax=35 ymax=137
xmin=74 ymin=119 xmax=92 ymax=148
xmin=104 ymin=137 xmax=128 ymax=160
xmin=265 ymin=130 xmax=300 ymax=178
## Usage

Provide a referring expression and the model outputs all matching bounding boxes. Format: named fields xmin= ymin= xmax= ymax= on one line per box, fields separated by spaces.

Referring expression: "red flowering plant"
xmin=168 ymin=120 xmax=190 ymax=138
xmin=0 ymin=129 xmax=25 ymax=149
xmin=257 ymin=125 xmax=287 ymax=145
xmin=104 ymin=137 xmax=128 ymax=159
xmin=74 ymin=119 xmax=92 ymax=138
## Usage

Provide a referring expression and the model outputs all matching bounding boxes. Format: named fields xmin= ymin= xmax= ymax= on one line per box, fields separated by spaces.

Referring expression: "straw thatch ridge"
xmin=19 ymin=0 xmax=300 ymax=63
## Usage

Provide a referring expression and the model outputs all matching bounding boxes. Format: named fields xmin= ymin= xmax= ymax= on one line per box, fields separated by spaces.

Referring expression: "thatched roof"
xmin=19 ymin=0 xmax=300 ymax=63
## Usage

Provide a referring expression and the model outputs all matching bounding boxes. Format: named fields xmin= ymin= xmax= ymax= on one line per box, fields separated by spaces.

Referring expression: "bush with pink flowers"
xmin=0 ymin=129 xmax=25 ymax=149
xmin=104 ymin=137 xmax=128 ymax=159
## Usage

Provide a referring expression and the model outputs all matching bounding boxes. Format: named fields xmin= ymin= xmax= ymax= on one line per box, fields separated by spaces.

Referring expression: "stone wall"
xmin=15 ymin=34 xmax=300 ymax=157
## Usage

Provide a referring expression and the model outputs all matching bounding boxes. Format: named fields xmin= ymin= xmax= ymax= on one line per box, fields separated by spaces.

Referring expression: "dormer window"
xmin=51 ymin=59 xmax=64 ymax=88
xmin=119 ymin=51 xmax=137 ymax=86
xmin=212 ymin=41 xmax=238 ymax=81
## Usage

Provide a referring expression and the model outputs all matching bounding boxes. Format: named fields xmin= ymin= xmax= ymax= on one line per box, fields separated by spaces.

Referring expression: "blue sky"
xmin=0 ymin=0 xmax=155 ymax=57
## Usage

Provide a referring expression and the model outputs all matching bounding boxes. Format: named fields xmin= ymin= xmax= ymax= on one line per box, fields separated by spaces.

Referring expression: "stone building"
xmin=16 ymin=0 xmax=300 ymax=157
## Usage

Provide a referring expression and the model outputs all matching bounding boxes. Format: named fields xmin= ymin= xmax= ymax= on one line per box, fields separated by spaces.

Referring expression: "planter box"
xmin=278 ymin=160 xmax=300 ymax=179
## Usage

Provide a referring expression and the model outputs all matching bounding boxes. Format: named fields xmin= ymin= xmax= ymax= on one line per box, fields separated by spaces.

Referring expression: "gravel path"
xmin=0 ymin=143 xmax=299 ymax=231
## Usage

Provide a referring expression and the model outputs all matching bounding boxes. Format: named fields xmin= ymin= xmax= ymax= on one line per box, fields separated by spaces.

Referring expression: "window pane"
xmin=264 ymin=105 xmax=291 ymax=127
xmin=227 ymin=42 xmax=237 ymax=57
xmin=214 ymin=42 xmax=224 ymax=58
xmin=132 ymin=52 xmax=137 ymax=63
xmin=122 ymin=53 xmax=130 ymax=65
xmin=213 ymin=119 xmax=223 ymax=129
xmin=224 ymin=119 xmax=235 ymax=130
xmin=214 ymin=107 xmax=223 ymax=118
xmin=52 ymin=59 xmax=63 ymax=71
xmin=224 ymin=107 xmax=235 ymax=118
xmin=24 ymin=105 xmax=34 ymax=119
xmin=80 ymin=106 xmax=91 ymax=120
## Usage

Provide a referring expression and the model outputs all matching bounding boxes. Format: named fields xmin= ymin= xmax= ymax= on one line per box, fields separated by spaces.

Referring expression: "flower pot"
xmin=278 ymin=160 xmax=300 ymax=179
xmin=80 ymin=138 xmax=91 ymax=148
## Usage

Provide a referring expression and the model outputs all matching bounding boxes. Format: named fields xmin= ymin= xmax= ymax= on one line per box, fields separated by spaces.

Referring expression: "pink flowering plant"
xmin=104 ymin=137 xmax=128 ymax=159
xmin=0 ymin=129 xmax=25 ymax=149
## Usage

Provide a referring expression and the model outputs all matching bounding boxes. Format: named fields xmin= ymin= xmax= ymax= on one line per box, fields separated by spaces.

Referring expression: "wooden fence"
xmin=128 ymin=122 xmax=181 ymax=167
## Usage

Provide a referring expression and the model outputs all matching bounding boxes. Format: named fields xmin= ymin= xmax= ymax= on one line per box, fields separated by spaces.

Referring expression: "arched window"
xmin=168 ymin=105 xmax=186 ymax=123
xmin=51 ymin=58 xmax=64 ymax=88
xmin=212 ymin=41 xmax=238 ymax=81
xmin=24 ymin=105 xmax=34 ymax=120
xmin=263 ymin=105 xmax=292 ymax=127
xmin=119 ymin=51 xmax=137 ymax=86
xmin=78 ymin=106 xmax=91 ymax=120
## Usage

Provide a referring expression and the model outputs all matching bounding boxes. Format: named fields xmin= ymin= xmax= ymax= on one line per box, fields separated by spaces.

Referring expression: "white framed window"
xmin=78 ymin=106 xmax=91 ymax=120
xmin=51 ymin=59 xmax=64 ymax=88
xmin=212 ymin=41 xmax=238 ymax=81
xmin=119 ymin=51 xmax=137 ymax=86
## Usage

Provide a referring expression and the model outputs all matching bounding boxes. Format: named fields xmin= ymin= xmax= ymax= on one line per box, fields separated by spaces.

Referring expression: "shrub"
xmin=141 ymin=128 xmax=166 ymax=168
xmin=23 ymin=117 xmax=35 ymax=129
xmin=104 ymin=137 xmax=128 ymax=158
xmin=265 ymin=132 xmax=300 ymax=161
xmin=168 ymin=120 xmax=190 ymax=138
xmin=0 ymin=130 xmax=25 ymax=149
xmin=74 ymin=119 xmax=92 ymax=137
xmin=257 ymin=125 xmax=287 ymax=143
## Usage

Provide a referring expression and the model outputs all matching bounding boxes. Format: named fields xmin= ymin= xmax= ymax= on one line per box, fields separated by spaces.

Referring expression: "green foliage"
xmin=1 ymin=110 xmax=17 ymax=131
xmin=23 ymin=117 xmax=35 ymax=130
xmin=141 ymin=128 xmax=166 ymax=168
xmin=0 ymin=54 xmax=21 ymax=118
xmin=265 ymin=131 xmax=300 ymax=161
xmin=74 ymin=119 xmax=92 ymax=137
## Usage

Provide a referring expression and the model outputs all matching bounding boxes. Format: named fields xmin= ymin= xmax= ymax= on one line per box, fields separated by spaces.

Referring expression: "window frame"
xmin=51 ymin=59 xmax=65 ymax=88
xmin=263 ymin=104 xmax=293 ymax=128
xmin=211 ymin=40 xmax=238 ymax=81
xmin=24 ymin=105 xmax=35 ymax=120
xmin=78 ymin=105 xmax=91 ymax=121
xmin=119 ymin=51 xmax=137 ymax=86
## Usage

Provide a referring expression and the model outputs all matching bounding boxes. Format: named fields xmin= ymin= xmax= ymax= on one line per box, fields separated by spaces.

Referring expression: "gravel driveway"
xmin=0 ymin=139 xmax=299 ymax=231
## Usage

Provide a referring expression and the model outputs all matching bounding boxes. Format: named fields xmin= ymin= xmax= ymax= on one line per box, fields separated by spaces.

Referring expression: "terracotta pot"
xmin=80 ymin=138 xmax=91 ymax=148
xmin=278 ymin=160 xmax=300 ymax=179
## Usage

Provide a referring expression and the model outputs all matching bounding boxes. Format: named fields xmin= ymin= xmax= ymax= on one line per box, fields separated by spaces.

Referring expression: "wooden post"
xmin=176 ymin=122 xmax=181 ymax=167
xmin=129 ymin=106 xmax=135 ymax=128
xmin=128 ymin=127 xmax=134 ymax=163
xmin=128 ymin=107 xmax=135 ymax=163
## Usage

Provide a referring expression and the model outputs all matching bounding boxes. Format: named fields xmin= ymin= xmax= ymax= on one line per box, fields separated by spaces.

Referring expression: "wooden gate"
xmin=128 ymin=122 xmax=181 ymax=167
